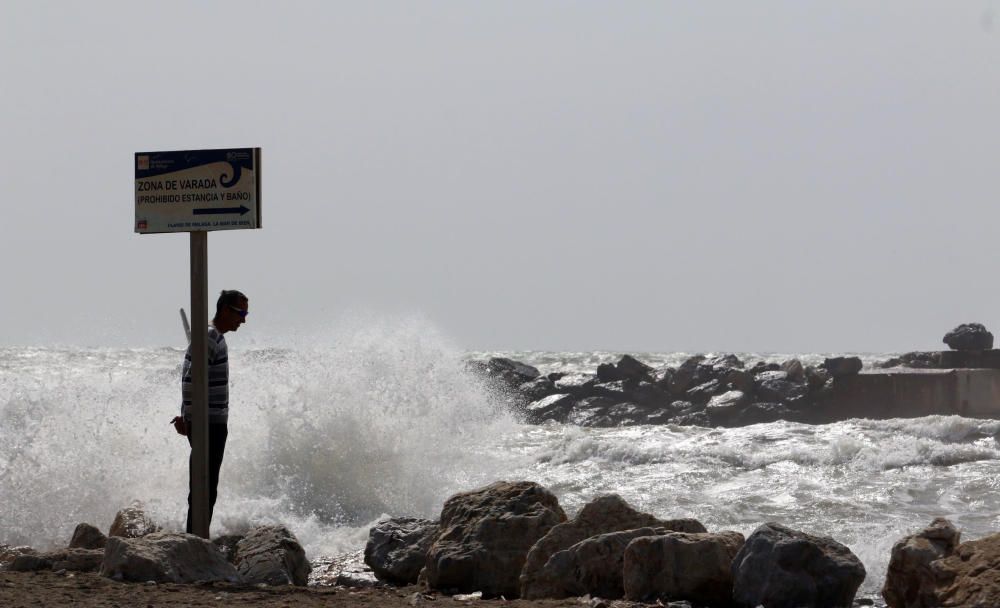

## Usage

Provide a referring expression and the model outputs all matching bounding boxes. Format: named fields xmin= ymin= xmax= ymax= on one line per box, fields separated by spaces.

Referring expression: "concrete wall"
xmin=825 ymin=368 xmax=1000 ymax=420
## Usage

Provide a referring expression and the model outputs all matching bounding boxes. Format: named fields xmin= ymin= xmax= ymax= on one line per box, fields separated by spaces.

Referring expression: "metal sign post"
xmin=189 ymin=231 xmax=209 ymax=538
xmin=135 ymin=148 xmax=261 ymax=539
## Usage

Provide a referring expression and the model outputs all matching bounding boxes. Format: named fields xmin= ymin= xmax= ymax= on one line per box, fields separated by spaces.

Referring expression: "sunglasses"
xmin=229 ymin=305 xmax=249 ymax=318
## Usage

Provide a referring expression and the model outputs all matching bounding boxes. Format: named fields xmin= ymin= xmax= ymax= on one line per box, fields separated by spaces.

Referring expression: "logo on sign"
xmin=137 ymin=155 xmax=150 ymax=170
xmin=137 ymin=220 xmax=147 ymax=230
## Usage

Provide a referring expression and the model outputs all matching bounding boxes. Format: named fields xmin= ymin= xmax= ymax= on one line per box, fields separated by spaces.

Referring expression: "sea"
xmin=3 ymin=317 xmax=999 ymax=604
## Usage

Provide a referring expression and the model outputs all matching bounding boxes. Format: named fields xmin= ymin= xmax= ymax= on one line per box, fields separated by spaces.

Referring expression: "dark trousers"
xmin=186 ymin=423 xmax=228 ymax=535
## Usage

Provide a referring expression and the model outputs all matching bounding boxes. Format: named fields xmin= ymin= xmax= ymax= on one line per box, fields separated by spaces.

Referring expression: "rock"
xmin=755 ymin=370 xmax=789 ymax=383
xmin=757 ymin=378 xmax=809 ymax=403
xmin=928 ymin=531 xmax=1000 ymax=607
xmin=108 ymin=501 xmax=159 ymax=538
xmin=10 ymin=553 xmax=53 ymax=571
xmin=422 ymin=481 xmax=566 ymax=598
xmin=486 ymin=358 xmax=540 ymax=382
xmin=943 ymin=323 xmax=994 ymax=351
xmin=702 ymin=354 xmax=744 ymax=369
xmin=525 ymin=393 xmax=575 ymax=424
xmin=804 ymin=366 xmax=831 ymax=390
xmin=337 ymin=569 xmax=380 ymax=587
xmin=731 ymin=523 xmax=865 ymax=608
xmin=685 ymin=379 xmax=723 ymax=405
xmin=706 ymin=390 xmax=748 ymax=424
xmin=364 ymin=517 xmax=439 ymax=585
xmin=596 ymin=363 xmax=621 ymax=383
xmin=525 ymin=527 xmax=664 ymax=599
xmin=52 ymin=549 xmax=105 ymax=572
xmin=823 ymin=357 xmax=863 ymax=379
xmin=213 ymin=535 xmax=244 ymax=564
xmin=722 ymin=368 xmax=755 ymax=393
xmin=553 ymin=373 xmax=597 ymax=395
xmin=592 ymin=380 xmax=633 ymax=401
xmin=234 ymin=525 xmax=311 ymax=586
xmin=566 ymin=397 xmax=619 ymax=427
xmin=615 ymin=355 xmax=654 ymax=382
xmin=748 ymin=361 xmax=781 ymax=375
xmin=882 ymin=517 xmax=959 ymax=608
xmin=309 ymin=550 xmax=369 ymax=587
xmin=668 ymin=356 xmax=707 ymax=395
xmin=623 ymin=531 xmax=745 ymax=605
xmin=627 ymin=382 xmax=672 ymax=407
xmin=652 ymin=366 xmax=674 ymax=388
xmin=0 ymin=545 xmax=35 ymax=569
xmin=781 ymin=359 xmax=805 ymax=383
xmin=100 ymin=532 xmax=240 ymax=583
xmin=69 ymin=523 xmax=107 ymax=550
xmin=520 ymin=494 xmax=705 ymax=599
xmin=606 ymin=402 xmax=646 ymax=426
xmin=519 ymin=377 xmax=557 ymax=402
xmin=878 ymin=352 xmax=941 ymax=369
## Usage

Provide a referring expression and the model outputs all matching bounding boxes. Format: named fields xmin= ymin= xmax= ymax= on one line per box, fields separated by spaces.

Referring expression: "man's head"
xmin=213 ymin=290 xmax=248 ymax=334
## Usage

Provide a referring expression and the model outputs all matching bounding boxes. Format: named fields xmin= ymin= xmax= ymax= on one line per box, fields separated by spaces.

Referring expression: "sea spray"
xmin=0 ymin=317 xmax=522 ymax=558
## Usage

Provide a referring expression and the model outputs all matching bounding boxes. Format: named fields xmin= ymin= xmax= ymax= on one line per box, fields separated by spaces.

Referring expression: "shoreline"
xmin=0 ymin=570 xmax=887 ymax=608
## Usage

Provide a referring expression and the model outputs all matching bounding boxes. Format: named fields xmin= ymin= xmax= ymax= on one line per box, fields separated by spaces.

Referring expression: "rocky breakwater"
xmin=471 ymin=353 xmax=865 ymax=428
xmin=1 ymin=500 xmax=310 ymax=587
xmin=365 ymin=480 xmax=868 ymax=606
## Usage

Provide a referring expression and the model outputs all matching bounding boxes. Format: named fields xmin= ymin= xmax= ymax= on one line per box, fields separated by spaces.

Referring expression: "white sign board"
xmin=135 ymin=148 xmax=261 ymax=233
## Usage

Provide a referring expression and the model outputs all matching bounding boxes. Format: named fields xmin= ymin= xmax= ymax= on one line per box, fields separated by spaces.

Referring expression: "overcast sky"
xmin=1 ymin=2 xmax=998 ymax=353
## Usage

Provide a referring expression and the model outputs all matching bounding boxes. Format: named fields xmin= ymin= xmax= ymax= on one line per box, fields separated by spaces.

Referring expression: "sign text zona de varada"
xmin=137 ymin=178 xmax=221 ymax=191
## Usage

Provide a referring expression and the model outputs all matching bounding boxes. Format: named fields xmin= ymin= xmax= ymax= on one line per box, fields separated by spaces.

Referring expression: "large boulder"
xmin=234 ymin=525 xmax=311 ymax=586
xmin=69 ymin=523 xmax=107 ymax=550
xmin=882 ymin=517 xmax=960 ymax=608
xmin=566 ymin=396 xmax=619 ymax=427
xmin=520 ymin=494 xmax=705 ymax=599
xmin=524 ymin=527 xmax=664 ymax=599
xmin=943 ymin=323 xmax=994 ymax=351
xmin=667 ymin=356 xmax=708 ymax=395
xmin=518 ymin=377 xmax=557 ymax=402
xmin=422 ymin=481 xmax=566 ymax=598
xmin=524 ymin=393 xmax=575 ymax=424
xmin=615 ymin=355 xmax=655 ymax=382
xmin=924 ymin=531 xmax=1000 ymax=607
xmin=706 ymin=390 xmax=749 ymax=425
xmin=781 ymin=359 xmax=805 ymax=383
xmin=822 ymin=357 xmax=863 ymax=379
xmin=108 ymin=501 xmax=159 ymax=538
xmin=100 ymin=532 xmax=240 ymax=583
xmin=364 ymin=517 xmax=439 ymax=585
xmin=731 ymin=523 xmax=865 ymax=608
xmin=756 ymin=378 xmax=808 ymax=403
xmin=623 ymin=531 xmax=745 ymax=605
xmin=486 ymin=357 xmax=541 ymax=384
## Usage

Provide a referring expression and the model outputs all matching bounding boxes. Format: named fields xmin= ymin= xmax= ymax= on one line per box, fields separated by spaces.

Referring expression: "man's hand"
xmin=170 ymin=416 xmax=188 ymax=436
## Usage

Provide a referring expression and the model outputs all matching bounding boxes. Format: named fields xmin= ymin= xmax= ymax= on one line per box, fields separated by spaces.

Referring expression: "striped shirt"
xmin=181 ymin=325 xmax=229 ymax=424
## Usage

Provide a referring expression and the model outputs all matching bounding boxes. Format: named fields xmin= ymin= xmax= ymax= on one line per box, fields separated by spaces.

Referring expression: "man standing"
xmin=176 ymin=289 xmax=248 ymax=534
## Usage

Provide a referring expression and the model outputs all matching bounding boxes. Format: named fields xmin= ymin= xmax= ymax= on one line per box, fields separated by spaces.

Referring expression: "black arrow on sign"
xmin=193 ymin=205 xmax=250 ymax=216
